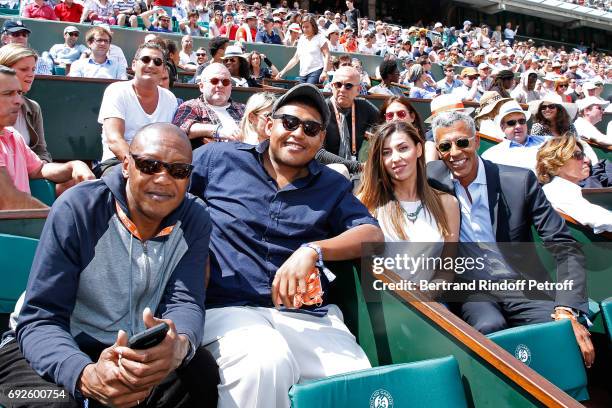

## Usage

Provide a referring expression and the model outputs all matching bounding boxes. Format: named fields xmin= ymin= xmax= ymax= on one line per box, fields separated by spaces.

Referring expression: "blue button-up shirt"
xmin=68 ymin=58 xmax=127 ymax=80
xmin=255 ymin=29 xmax=282 ymax=45
xmin=190 ymin=141 xmax=378 ymax=309
xmin=481 ymin=134 xmax=546 ymax=171
xmin=49 ymin=43 xmax=88 ymax=64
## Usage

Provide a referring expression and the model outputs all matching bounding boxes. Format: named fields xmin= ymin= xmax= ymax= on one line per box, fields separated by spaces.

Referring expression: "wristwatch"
xmin=300 ymin=243 xmax=324 ymax=268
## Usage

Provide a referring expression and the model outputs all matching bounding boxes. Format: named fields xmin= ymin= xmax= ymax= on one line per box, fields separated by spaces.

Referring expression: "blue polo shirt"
xmin=190 ymin=141 xmax=378 ymax=309
xmin=255 ymin=29 xmax=282 ymax=45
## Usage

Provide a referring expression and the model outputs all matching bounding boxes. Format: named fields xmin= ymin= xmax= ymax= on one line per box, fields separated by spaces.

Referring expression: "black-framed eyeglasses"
xmin=130 ymin=154 xmax=193 ymax=179
xmin=436 ymin=137 xmax=474 ymax=153
xmin=139 ymin=55 xmax=164 ymax=66
xmin=504 ymin=118 xmax=527 ymax=127
xmin=93 ymin=37 xmax=110 ymax=44
xmin=67 ymin=32 xmax=79 ymax=37
xmin=571 ymin=150 xmax=586 ymax=161
xmin=272 ymin=114 xmax=323 ymax=137
xmin=331 ymin=82 xmax=355 ymax=90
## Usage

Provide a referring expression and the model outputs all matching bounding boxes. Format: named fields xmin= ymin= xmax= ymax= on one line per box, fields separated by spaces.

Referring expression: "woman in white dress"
xmin=358 ymin=122 xmax=460 ymax=282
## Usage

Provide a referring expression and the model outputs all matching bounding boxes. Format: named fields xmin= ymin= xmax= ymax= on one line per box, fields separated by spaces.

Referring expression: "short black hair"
xmin=379 ymin=59 xmax=399 ymax=81
xmin=210 ymin=37 xmax=230 ymax=58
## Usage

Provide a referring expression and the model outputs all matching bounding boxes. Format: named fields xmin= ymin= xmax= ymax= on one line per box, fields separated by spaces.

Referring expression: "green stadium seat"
xmin=0 ymin=234 xmax=38 ymax=314
xmin=601 ymin=297 xmax=612 ymax=346
xmin=29 ymin=179 xmax=56 ymax=206
xmin=288 ymin=356 xmax=467 ymax=408
xmin=487 ymin=320 xmax=588 ymax=401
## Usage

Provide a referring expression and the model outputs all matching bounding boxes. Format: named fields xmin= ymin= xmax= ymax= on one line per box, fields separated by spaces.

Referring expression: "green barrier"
xmin=582 ymin=188 xmax=612 ymax=211
xmin=0 ymin=234 xmax=38 ymax=313
xmin=601 ymin=297 xmax=612 ymax=346
xmin=0 ymin=210 xmax=48 ymax=239
xmin=487 ymin=320 xmax=588 ymax=401
xmin=29 ymin=179 xmax=56 ymax=206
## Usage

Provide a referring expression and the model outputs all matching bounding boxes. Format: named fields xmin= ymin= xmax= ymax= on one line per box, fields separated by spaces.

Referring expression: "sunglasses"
xmin=436 ymin=137 xmax=473 ymax=153
xmin=207 ymin=77 xmax=231 ymax=86
xmin=67 ymin=32 xmax=79 ymax=37
xmin=131 ymin=154 xmax=193 ymax=179
xmin=196 ymin=53 xmax=207 ymax=57
xmin=272 ymin=114 xmax=323 ymax=137
xmin=540 ymin=104 xmax=557 ymax=111
xmin=331 ymin=82 xmax=355 ymax=90
xmin=139 ymin=55 xmax=164 ymax=66
xmin=384 ymin=110 xmax=409 ymax=121
xmin=224 ymin=58 xmax=238 ymax=64
xmin=557 ymin=84 xmax=568 ymax=89
xmin=9 ymin=31 xmax=29 ymax=37
xmin=504 ymin=118 xmax=527 ymax=127
xmin=571 ymin=150 xmax=586 ymax=161
xmin=467 ymin=75 xmax=478 ymax=80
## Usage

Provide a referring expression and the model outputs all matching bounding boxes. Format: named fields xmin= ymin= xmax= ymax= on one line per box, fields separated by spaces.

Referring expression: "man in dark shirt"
xmin=190 ymin=83 xmax=383 ymax=408
xmin=318 ymin=66 xmax=379 ymax=174
xmin=255 ymin=17 xmax=282 ymax=45
xmin=344 ymin=0 xmax=360 ymax=31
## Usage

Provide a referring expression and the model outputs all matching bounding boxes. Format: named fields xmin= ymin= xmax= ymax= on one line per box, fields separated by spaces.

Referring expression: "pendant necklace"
xmin=401 ymin=202 xmax=423 ymax=222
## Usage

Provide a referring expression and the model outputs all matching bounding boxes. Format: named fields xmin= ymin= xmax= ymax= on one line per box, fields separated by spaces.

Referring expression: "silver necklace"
xmin=400 ymin=202 xmax=423 ymax=222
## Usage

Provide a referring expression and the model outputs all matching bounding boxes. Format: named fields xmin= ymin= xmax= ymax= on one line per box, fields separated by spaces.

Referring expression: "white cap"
xmin=434 ymin=22 xmax=443 ymax=28
xmin=576 ymin=96 xmax=609 ymax=111
xmin=288 ymin=23 xmax=301 ymax=33
xmin=478 ymin=63 xmax=491 ymax=70
xmin=494 ymin=100 xmax=531 ymax=128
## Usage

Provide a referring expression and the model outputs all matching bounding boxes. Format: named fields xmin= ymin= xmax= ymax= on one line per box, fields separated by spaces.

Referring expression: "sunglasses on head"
xmin=384 ymin=110 xmax=409 ymax=121
xmin=130 ymin=154 xmax=193 ymax=179
xmin=139 ymin=55 xmax=164 ymax=66
xmin=571 ymin=150 xmax=586 ymax=161
xmin=272 ymin=113 xmax=323 ymax=137
xmin=331 ymin=82 xmax=355 ymax=90
xmin=540 ymin=104 xmax=557 ymax=111
xmin=436 ymin=137 xmax=473 ymax=153
xmin=207 ymin=77 xmax=231 ymax=86
xmin=504 ymin=118 xmax=527 ymax=127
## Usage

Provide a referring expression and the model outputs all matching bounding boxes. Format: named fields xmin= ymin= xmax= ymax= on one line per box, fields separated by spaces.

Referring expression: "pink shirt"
xmin=24 ymin=3 xmax=58 ymax=20
xmin=0 ymin=128 xmax=43 ymax=194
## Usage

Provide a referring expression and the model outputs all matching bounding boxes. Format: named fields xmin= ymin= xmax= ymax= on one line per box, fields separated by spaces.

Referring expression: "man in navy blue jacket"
xmin=0 ymin=123 xmax=219 ymax=407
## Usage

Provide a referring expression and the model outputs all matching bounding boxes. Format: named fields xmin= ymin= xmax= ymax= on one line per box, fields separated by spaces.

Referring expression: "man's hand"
xmin=70 ymin=161 xmax=95 ymax=184
xmin=78 ymin=331 xmax=153 ymax=408
xmin=319 ymin=71 xmax=328 ymax=83
xmin=271 ymin=246 xmax=318 ymax=308
xmin=114 ymin=308 xmax=190 ymax=391
xmin=570 ymin=319 xmax=595 ymax=368
xmin=218 ymin=126 xmax=241 ymax=141
xmin=274 ymin=72 xmax=283 ymax=80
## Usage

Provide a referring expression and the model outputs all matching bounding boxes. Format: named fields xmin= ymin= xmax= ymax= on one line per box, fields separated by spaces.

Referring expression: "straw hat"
xmin=424 ymin=94 xmax=475 ymax=123
xmin=474 ymin=91 xmax=512 ymax=120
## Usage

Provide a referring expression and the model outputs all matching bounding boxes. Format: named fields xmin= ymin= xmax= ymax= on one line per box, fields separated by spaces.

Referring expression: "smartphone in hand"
xmin=127 ymin=323 xmax=169 ymax=350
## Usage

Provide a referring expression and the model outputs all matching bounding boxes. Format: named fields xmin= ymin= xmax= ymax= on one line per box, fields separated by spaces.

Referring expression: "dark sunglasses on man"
xmin=67 ymin=32 xmax=79 ymax=37
xmin=139 ymin=55 xmax=164 ymax=66
xmin=272 ymin=114 xmax=323 ymax=137
xmin=504 ymin=118 xmax=527 ymax=127
xmin=131 ymin=154 xmax=193 ymax=179
xmin=9 ymin=31 xmax=29 ymax=38
xmin=331 ymin=82 xmax=355 ymax=90
xmin=436 ymin=137 xmax=474 ymax=153
xmin=207 ymin=77 xmax=231 ymax=86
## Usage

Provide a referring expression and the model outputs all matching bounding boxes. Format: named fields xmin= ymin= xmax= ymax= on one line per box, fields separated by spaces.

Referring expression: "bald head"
xmin=200 ymin=62 xmax=230 ymax=82
xmin=334 ymin=66 xmax=360 ymax=83
xmin=131 ymin=123 xmax=192 ymax=161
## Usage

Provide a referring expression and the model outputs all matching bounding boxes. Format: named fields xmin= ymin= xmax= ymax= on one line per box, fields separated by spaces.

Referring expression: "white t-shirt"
xmin=179 ymin=50 xmax=197 ymax=66
xmin=574 ymin=116 xmax=610 ymax=145
xmin=209 ymin=104 xmax=240 ymax=138
xmin=98 ymin=80 xmax=178 ymax=161
xmin=296 ymin=34 xmax=326 ymax=76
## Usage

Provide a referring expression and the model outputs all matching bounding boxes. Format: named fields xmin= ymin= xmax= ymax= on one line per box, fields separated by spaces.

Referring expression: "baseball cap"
xmin=463 ymin=20 xmax=472 ymax=26
xmin=576 ymin=96 xmax=609 ymax=111
xmin=271 ymin=83 xmax=330 ymax=127
xmin=434 ymin=22 xmax=443 ymax=29
xmin=478 ymin=63 xmax=491 ymax=70
xmin=246 ymin=11 xmax=257 ymax=19
xmin=64 ymin=26 xmax=79 ymax=35
xmin=2 ymin=19 xmax=31 ymax=34
xmin=461 ymin=67 xmax=478 ymax=77
xmin=288 ymin=23 xmax=301 ymax=33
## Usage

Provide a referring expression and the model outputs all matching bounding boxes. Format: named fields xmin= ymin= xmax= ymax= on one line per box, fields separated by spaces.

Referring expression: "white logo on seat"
xmin=515 ymin=344 xmax=532 ymax=366
xmin=370 ymin=388 xmax=394 ymax=408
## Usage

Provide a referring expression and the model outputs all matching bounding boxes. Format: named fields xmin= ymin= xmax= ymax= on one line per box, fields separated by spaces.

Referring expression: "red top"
xmin=236 ymin=26 xmax=257 ymax=42
xmin=219 ymin=24 xmax=239 ymax=41
xmin=23 ymin=3 xmax=58 ymax=20
xmin=54 ymin=2 xmax=84 ymax=23
xmin=154 ymin=0 xmax=175 ymax=6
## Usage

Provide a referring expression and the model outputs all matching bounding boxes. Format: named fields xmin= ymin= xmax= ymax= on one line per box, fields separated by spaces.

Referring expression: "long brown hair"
xmin=378 ymin=96 xmax=425 ymax=140
xmin=357 ymin=121 xmax=451 ymax=239
xmin=534 ymin=102 xmax=572 ymax=135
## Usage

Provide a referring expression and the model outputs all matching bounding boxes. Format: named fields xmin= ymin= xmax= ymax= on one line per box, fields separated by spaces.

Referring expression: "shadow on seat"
xmin=487 ymin=320 xmax=588 ymax=401
xmin=288 ymin=355 xmax=468 ymax=408
xmin=0 ymin=234 xmax=38 ymax=314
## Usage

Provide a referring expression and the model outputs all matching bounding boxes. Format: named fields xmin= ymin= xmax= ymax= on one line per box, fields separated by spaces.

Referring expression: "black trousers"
xmin=460 ymin=299 xmax=555 ymax=334
xmin=0 ymin=339 xmax=219 ymax=408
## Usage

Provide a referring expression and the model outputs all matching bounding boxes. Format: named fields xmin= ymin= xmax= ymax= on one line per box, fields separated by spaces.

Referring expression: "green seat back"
xmin=0 ymin=234 xmax=38 ymax=313
xmin=289 ymin=356 xmax=467 ymax=408
xmin=487 ymin=320 xmax=588 ymax=401
xmin=29 ymin=179 xmax=56 ymax=206
xmin=601 ymin=297 xmax=612 ymax=345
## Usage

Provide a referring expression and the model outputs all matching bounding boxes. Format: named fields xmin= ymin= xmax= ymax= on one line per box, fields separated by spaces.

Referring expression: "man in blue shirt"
xmin=48 ymin=25 xmax=87 ymax=66
xmin=481 ymin=100 xmax=545 ymax=171
xmin=255 ymin=17 xmax=282 ymax=45
xmin=190 ymin=84 xmax=383 ymax=408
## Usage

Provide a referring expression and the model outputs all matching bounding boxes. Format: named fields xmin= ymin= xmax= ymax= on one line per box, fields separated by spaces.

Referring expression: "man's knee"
xmin=473 ymin=317 xmax=508 ymax=335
